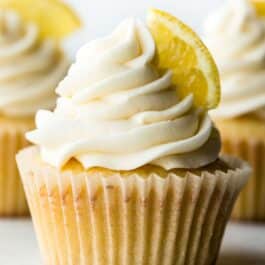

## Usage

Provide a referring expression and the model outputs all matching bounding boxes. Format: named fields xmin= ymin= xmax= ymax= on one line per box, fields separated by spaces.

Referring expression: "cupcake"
xmin=17 ymin=9 xmax=250 ymax=265
xmin=0 ymin=1 xmax=81 ymax=216
xmin=204 ymin=0 xmax=265 ymax=221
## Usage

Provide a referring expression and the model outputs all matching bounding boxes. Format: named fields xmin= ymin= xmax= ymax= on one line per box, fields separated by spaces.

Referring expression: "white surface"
xmin=0 ymin=220 xmax=264 ymax=265
xmin=218 ymin=223 xmax=265 ymax=265
xmin=0 ymin=219 xmax=40 ymax=265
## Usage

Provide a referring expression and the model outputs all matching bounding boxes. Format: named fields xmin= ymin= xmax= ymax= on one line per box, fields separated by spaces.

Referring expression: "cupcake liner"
xmin=222 ymin=137 xmax=265 ymax=221
xmin=0 ymin=119 xmax=32 ymax=216
xmin=17 ymin=147 xmax=250 ymax=265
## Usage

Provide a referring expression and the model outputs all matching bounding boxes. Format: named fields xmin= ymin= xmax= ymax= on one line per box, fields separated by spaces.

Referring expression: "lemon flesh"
xmin=252 ymin=0 xmax=265 ymax=17
xmin=147 ymin=8 xmax=220 ymax=110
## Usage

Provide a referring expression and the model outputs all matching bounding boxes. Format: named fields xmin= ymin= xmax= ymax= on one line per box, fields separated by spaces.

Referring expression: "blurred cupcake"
xmin=204 ymin=0 xmax=265 ymax=221
xmin=17 ymin=9 xmax=250 ymax=265
xmin=0 ymin=1 xmax=81 ymax=216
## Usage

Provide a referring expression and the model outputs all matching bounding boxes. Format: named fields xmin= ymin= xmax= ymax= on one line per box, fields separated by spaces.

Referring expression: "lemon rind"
xmin=147 ymin=8 xmax=221 ymax=110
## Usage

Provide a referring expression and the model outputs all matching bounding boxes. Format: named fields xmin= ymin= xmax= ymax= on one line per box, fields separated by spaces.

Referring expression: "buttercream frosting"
xmin=0 ymin=10 xmax=69 ymax=117
xmin=27 ymin=18 xmax=220 ymax=170
xmin=205 ymin=0 xmax=265 ymax=118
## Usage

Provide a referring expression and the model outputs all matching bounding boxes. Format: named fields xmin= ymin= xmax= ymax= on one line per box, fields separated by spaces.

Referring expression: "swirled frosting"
xmin=27 ymin=18 xmax=220 ymax=170
xmin=205 ymin=0 xmax=265 ymax=118
xmin=0 ymin=10 xmax=69 ymax=117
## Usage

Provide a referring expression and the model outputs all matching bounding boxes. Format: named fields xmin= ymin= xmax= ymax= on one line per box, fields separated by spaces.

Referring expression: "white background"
xmin=68 ymin=0 xmax=224 ymax=36
xmin=65 ymin=0 xmax=224 ymax=57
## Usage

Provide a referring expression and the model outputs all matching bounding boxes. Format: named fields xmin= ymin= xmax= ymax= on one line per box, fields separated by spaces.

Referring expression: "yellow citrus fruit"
xmin=147 ymin=8 xmax=220 ymax=110
xmin=0 ymin=0 xmax=81 ymax=40
xmin=252 ymin=0 xmax=265 ymax=17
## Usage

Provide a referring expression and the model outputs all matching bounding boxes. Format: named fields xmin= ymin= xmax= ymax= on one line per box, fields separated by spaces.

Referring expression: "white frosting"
xmin=0 ymin=11 xmax=69 ymax=117
xmin=27 ymin=19 xmax=220 ymax=170
xmin=205 ymin=0 xmax=265 ymax=118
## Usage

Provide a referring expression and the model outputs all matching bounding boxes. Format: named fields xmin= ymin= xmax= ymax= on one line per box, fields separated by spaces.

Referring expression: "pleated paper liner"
xmin=0 ymin=116 xmax=34 ymax=216
xmin=17 ymin=146 xmax=250 ymax=265
xmin=214 ymin=116 xmax=265 ymax=221
xmin=222 ymin=137 xmax=265 ymax=221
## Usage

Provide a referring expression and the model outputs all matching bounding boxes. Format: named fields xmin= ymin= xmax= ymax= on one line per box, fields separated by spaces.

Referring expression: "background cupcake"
xmin=17 ymin=9 xmax=250 ymax=265
xmin=0 ymin=0 xmax=81 ymax=216
xmin=204 ymin=0 xmax=265 ymax=221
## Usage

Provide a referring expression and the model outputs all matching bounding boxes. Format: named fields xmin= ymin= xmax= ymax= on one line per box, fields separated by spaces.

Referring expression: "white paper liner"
xmin=222 ymin=137 xmax=265 ymax=221
xmin=17 ymin=147 xmax=250 ymax=265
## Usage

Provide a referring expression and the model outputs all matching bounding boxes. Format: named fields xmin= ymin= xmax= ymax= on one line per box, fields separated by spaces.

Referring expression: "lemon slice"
xmin=0 ymin=0 xmax=81 ymax=40
xmin=147 ymin=9 xmax=220 ymax=110
xmin=252 ymin=0 xmax=265 ymax=17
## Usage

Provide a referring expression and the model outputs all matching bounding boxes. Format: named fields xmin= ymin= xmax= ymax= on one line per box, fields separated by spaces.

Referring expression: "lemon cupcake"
xmin=17 ymin=9 xmax=250 ymax=265
xmin=0 ymin=1 xmax=81 ymax=216
xmin=205 ymin=0 xmax=265 ymax=221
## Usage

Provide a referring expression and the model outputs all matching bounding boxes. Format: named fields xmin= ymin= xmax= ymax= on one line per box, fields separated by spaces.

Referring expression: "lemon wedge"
xmin=147 ymin=8 xmax=220 ymax=109
xmin=0 ymin=0 xmax=81 ymax=40
xmin=252 ymin=0 xmax=265 ymax=17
